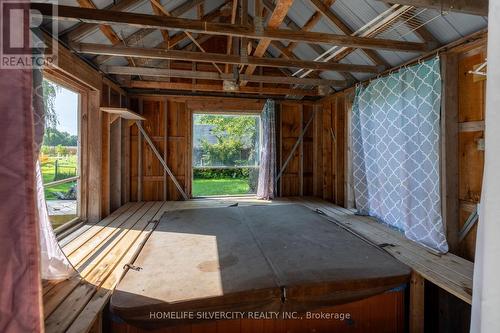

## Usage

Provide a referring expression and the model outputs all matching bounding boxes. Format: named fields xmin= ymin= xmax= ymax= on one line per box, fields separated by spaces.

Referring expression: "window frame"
xmin=42 ymin=70 xmax=88 ymax=235
xmin=191 ymin=111 xmax=262 ymax=198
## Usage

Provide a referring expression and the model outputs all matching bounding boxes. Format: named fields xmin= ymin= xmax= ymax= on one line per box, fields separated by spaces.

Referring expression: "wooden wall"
xmin=100 ymin=82 xmax=128 ymax=217
xmin=127 ymin=96 xmax=265 ymax=202
xmin=310 ymin=92 xmax=351 ymax=207
xmin=275 ymin=97 xmax=349 ymax=208
xmin=128 ymin=96 xmax=192 ymax=202
xmin=123 ymin=96 xmax=329 ymax=203
xmin=455 ymin=46 xmax=486 ymax=261
xmin=277 ymin=103 xmax=316 ymax=197
xmin=441 ymin=36 xmax=486 ymax=261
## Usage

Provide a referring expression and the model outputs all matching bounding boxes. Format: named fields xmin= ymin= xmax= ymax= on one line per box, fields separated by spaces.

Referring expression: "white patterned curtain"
xmin=256 ymin=99 xmax=276 ymax=200
xmin=352 ymin=58 xmax=448 ymax=253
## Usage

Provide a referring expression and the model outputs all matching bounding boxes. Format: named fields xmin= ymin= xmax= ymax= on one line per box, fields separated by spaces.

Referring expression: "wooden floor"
xmin=42 ymin=197 xmax=282 ymax=333
xmin=43 ymin=196 xmax=474 ymax=333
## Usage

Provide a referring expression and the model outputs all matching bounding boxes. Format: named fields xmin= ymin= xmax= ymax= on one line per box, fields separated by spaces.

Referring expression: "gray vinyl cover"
xmin=111 ymin=204 xmax=410 ymax=326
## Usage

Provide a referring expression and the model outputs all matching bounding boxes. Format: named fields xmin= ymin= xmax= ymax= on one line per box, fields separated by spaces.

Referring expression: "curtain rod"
xmin=354 ymin=28 xmax=487 ymax=89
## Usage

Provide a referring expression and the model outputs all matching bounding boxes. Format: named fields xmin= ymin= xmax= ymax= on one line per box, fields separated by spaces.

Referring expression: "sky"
xmin=52 ymin=82 xmax=79 ymax=135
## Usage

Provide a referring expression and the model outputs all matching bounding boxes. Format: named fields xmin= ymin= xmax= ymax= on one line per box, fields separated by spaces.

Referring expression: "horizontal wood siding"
xmin=110 ymin=290 xmax=405 ymax=333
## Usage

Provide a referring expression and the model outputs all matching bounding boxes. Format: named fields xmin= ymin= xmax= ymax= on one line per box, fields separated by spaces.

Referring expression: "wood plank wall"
xmin=128 ymin=96 xmax=192 ymax=201
xmin=100 ymin=82 xmax=127 ymax=216
xmin=440 ymin=37 xmax=486 ymax=262
xmin=279 ymin=103 xmax=306 ymax=197
xmin=456 ymin=46 xmax=486 ymax=261
xmin=123 ymin=96 xmax=337 ymax=204
xmin=315 ymin=93 xmax=350 ymax=207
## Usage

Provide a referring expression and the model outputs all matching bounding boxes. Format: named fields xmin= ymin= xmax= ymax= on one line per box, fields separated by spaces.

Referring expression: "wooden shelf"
xmin=100 ymin=107 xmax=145 ymax=121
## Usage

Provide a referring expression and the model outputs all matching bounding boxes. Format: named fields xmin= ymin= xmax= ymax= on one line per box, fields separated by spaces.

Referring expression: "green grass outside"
xmin=40 ymin=155 xmax=77 ymax=200
xmin=192 ymin=178 xmax=252 ymax=196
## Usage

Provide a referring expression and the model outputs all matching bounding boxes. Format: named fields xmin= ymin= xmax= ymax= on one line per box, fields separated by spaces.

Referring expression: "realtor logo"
xmin=1 ymin=0 xmax=58 ymax=69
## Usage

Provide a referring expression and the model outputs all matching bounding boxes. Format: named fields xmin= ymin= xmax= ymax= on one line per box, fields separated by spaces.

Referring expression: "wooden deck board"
xmin=65 ymin=204 xmax=167 ymax=333
xmin=43 ymin=203 xmax=150 ymax=306
xmin=43 ymin=197 xmax=474 ymax=333
xmin=62 ymin=202 xmax=144 ymax=257
xmin=57 ymin=203 xmax=134 ymax=248
xmin=44 ymin=202 xmax=165 ymax=332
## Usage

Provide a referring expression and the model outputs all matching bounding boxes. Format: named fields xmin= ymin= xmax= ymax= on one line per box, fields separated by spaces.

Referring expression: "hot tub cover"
xmin=111 ymin=204 xmax=410 ymax=326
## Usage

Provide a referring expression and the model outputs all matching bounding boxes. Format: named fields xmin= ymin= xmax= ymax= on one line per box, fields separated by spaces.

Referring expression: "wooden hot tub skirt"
xmin=110 ymin=288 xmax=406 ymax=333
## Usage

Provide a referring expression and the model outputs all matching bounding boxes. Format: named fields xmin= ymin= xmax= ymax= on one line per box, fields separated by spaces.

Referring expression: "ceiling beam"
xmin=32 ymin=3 xmax=433 ymax=52
xmin=282 ymin=0 xmax=335 ymax=55
xmin=125 ymin=80 xmax=321 ymax=96
xmin=293 ymin=5 xmax=417 ymax=80
xmin=225 ymin=0 xmax=239 ymax=73
xmin=64 ymin=0 xmax=143 ymax=41
xmin=75 ymin=43 xmax=383 ymax=73
xmin=103 ymin=66 xmax=346 ymax=86
xmin=93 ymin=1 xmax=225 ymax=65
xmin=149 ymin=0 xmax=223 ymax=73
xmin=169 ymin=35 xmax=298 ymax=80
xmin=377 ymin=0 xmax=487 ymax=16
xmin=307 ymin=0 xmax=390 ymax=68
xmin=242 ymin=0 xmax=294 ymax=84
xmin=74 ymin=0 xmax=135 ymax=68
xmin=150 ymin=0 xmax=170 ymax=44
xmin=75 ymin=0 xmax=121 ymax=44
xmin=262 ymin=0 xmax=358 ymax=83
xmin=66 ymin=0 xmax=205 ymax=42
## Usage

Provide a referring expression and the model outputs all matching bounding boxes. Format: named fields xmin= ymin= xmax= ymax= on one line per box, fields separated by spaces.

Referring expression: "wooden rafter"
xmin=330 ymin=4 xmax=438 ymax=61
xmin=149 ymin=0 xmax=223 ymax=73
xmin=75 ymin=0 xmax=138 ymax=67
xmin=225 ymin=0 xmax=239 ymax=73
xmin=320 ymin=5 xmax=418 ymax=69
xmin=32 ymin=3 xmax=432 ymax=52
xmin=266 ymin=1 xmax=436 ymax=86
xmin=262 ymin=0 xmax=357 ymax=83
xmin=93 ymin=1 xmax=225 ymax=65
xmin=149 ymin=1 xmax=170 ymax=44
xmin=64 ymin=0 xmax=145 ymax=41
xmin=75 ymin=0 xmax=120 ymax=44
xmin=241 ymin=0 xmax=293 ymax=85
xmin=292 ymin=4 xmax=420 ymax=81
xmin=307 ymin=0 xmax=390 ymax=68
xmin=197 ymin=2 xmax=204 ymax=17
xmin=75 ymin=43 xmax=383 ymax=73
xmin=281 ymin=0 xmax=335 ymax=56
xmin=103 ymin=66 xmax=346 ymax=87
xmin=125 ymin=80 xmax=321 ymax=96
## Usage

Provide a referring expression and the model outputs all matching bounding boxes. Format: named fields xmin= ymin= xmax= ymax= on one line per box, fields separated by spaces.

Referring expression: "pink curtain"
xmin=0 ymin=70 xmax=43 ymax=331
xmin=0 ymin=5 xmax=43 ymax=331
